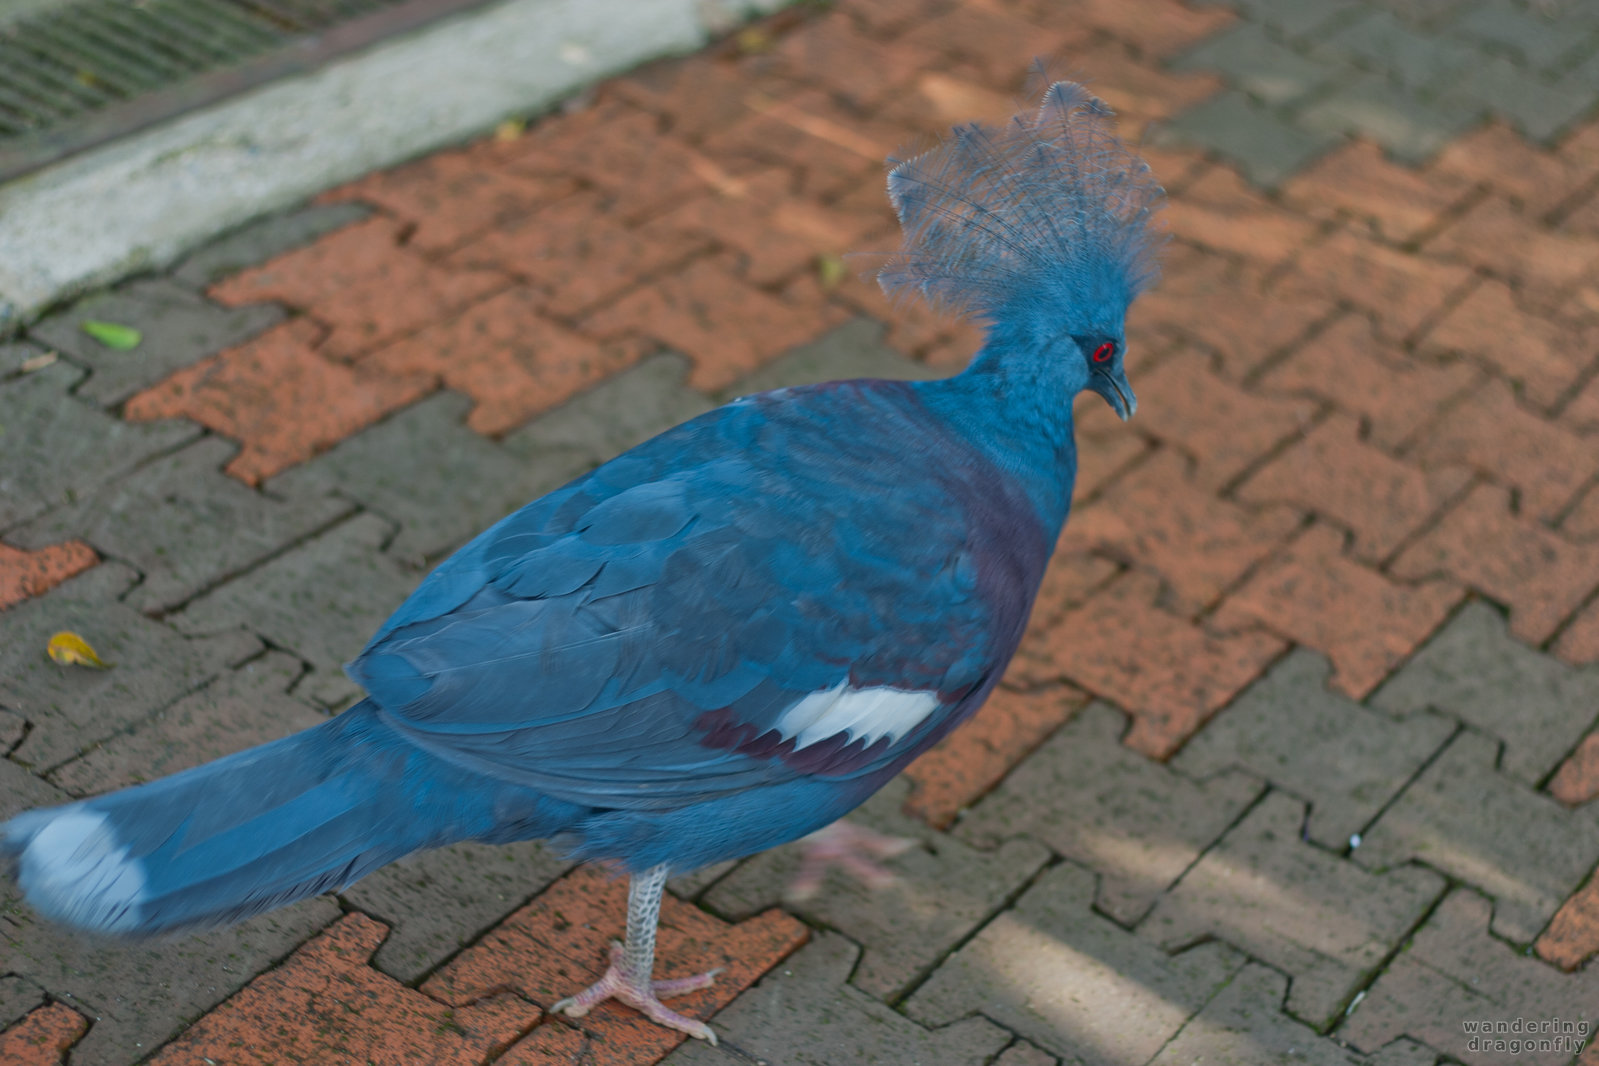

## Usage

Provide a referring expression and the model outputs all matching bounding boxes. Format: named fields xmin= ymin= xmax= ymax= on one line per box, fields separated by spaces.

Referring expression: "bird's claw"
xmin=786 ymin=819 xmax=917 ymax=903
xmin=552 ymin=941 xmax=721 ymax=1044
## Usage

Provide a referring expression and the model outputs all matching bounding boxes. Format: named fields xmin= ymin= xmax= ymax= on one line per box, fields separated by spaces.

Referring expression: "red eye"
xmin=1092 ymin=342 xmax=1116 ymax=363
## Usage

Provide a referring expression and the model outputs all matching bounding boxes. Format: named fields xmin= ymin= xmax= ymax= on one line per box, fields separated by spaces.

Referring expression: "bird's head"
xmin=877 ymin=76 xmax=1163 ymax=423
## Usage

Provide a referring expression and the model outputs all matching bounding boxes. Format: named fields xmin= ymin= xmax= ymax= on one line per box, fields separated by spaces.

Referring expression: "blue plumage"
xmin=1 ymin=79 xmax=1163 ymax=1038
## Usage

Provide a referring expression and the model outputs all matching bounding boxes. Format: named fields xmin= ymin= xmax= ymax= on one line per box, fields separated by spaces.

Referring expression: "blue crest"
xmin=877 ymin=80 xmax=1166 ymax=344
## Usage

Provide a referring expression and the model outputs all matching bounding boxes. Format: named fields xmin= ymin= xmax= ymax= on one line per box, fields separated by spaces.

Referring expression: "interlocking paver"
xmin=1135 ymin=348 xmax=1317 ymax=490
xmin=1391 ymin=483 xmax=1599 ymax=645
xmin=421 ymin=865 xmax=808 ymax=1066
xmin=1344 ymin=889 xmax=1599 ymax=1065
xmin=1173 ymin=21 xmax=1341 ymax=106
xmin=0 ymin=1002 xmax=88 ymax=1066
xmin=339 ymin=840 xmax=571 ymax=983
xmin=1419 ymin=277 xmax=1593 ymax=409
xmin=1 ymin=563 xmax=260 ymax=771
xmin=11 ymin=435 xmax=352 ymax=613
xmin=47 ymin=651 xmax=321 ymax=797
xmin=0 ymin=360 xmax=199 ymax=530
xmin=1372 ymin=600 xmax=1599 ymax=786
xmin=1147 ymin=963 xmax=1427 ymax=1066
xmin=1061 ymin=446 xmax=1301 ymax=612
xmin=146 ymin=912 xmax=537 ymax=1066
xmin=1425 ymin=194 xmax=1599 ymax=298
xmin=1549 ymin=734 xmax=1599 ymax=806
xmin=1276 ymin=228 xmax=1476 ymax=341
xmin=1213 ymin=523 xmax=1465 ymax=699
xmin=123 ymin=318 xmax=434 ymax=485
xmin=1257 ymin=312 xmax=1480 ymax=452
xmin=905 ymin=862 xmax=1246 ymax=1066
xmin=1431 ymin=55 xmax=1596 ymax=143
xmin=1143 ymin=791 xmax=1446 ymax=1028
xmin=702 ymin=779 xmax=1050 ymax=1002
xmin=0 ymin=539 xmax=97 ymax=612
xmin=1239 ymin=411 xmax=1471 ymax=564
xmin=662 ymin=931 xmax=1010 ymax=1066
xmin=1175 ymin=648 xmax=1454 ymax=849
xmin=958 ymin=703 xmax=1264 ymax=925
xmin=1158 ymin=89 xmax=1340 ymax=187
xmin=28 ymin=278 xmax=284 ymax=408
xmin=168 ymin=512 xmax=419 ymax=708
xmin=1537 ymin=873 xmax=1599 ymax=972
xmin=1355 ymin=730 xmax=1599 ymax=943
xmin=172 ymin=201 xmax=373 ymax=289
xmin=1313 ymin=10 xmax=1481 ymax=91
xmin=1432 ymin=121 xmax=1597 ymax=216
xmin=1284 ymin=139 xmax=1475 ymax=244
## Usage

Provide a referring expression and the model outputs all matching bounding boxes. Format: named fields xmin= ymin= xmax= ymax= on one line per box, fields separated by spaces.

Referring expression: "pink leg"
xmin=551 ymin=865 xmax=721 ymax=1044
xmin=786 ymin=820 xmax=917 ymax=902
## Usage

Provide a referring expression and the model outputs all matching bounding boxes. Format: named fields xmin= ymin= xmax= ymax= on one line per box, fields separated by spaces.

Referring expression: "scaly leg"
xmin=552 ymin=865 xmax=721 ymax=1044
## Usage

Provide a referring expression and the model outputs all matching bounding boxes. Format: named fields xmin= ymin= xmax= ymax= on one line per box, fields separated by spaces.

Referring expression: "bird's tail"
xmin=877 ymin=75 xmax=1165 ymax=341
xmin=0 ymin=700 xmax=560 ymax=936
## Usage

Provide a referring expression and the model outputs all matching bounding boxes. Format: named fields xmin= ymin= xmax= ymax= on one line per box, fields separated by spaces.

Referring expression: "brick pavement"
xmin=4 ymin=0 xmax=1599 ymax=1063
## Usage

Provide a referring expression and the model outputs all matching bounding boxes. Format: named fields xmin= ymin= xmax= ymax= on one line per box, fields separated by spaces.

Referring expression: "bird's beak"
xmin=1091 ymin=366 xmax=1137 ymax=421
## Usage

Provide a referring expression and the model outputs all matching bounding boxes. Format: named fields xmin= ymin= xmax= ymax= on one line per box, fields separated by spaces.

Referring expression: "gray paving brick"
xmin=1157 ymin=91 xmax=1342 ymax=187
xmin=0 ymin=360 xmax=198 ymax=531
xmin=1372 ymin=601 xmax=1599 ymax=786
xmin=718 ymin=318 xmax=944 ymax=399
xmin=269 ymin=390 xmax=582 ymax=565
xmin=994 ymin=1041 xmax=1058 ymax=1066
xmin=0 ymin=974 xmax=50 ymax=1031
xmin=1 ymin=563 xmax=260 ymax=771
xmin=957 ymin=703 xmax=1264 ymax=924
xmin=27 ymin=278 xmax=283 ymax=408
xmin=1193 ymin=0 xmax=1370 ymax=40
xmin=341 ymin=839 xmax=572 ymax=983
xmin=504 ymin=353 xmax=714 ymax=472
xmin=169 ymin=512 xmax=420 ymax=709
xmin=1150 ymin=963 xmax=1373 ymax=1066
xmin=45 ymin=651 xmax=325 ymax=797
xmin=1449 ymin=0 xmax=1599 ymax=72
xmin=172 ymin=201 xmax=373 ymax=288
xmin=1428 ymin=54 xmax=1598 ymax=141
xmin=663 ymin=931 xmax=1010 ymax=1066
xmin=1297 ymin=73 xmax=1479 ymax=162
xmin=0 ymin=750 xmax=69 ymax=817
xmin=1174 ymin=23 xmax=1344 ymax=106
xmin=701 ymin=779 xmax=1051 ymax=1002
xmin=12 ymin=435 xmax=352 ymax=614
xmin=1142 ymin=791 xmax=1446 ymax=1029
xmin=1344 ymin=888 xmax=1599 ymax=1064
xmin=1313 ymin=10 xmax=1483 ymax=88
xmin=905 ymin=862 xmax=1246 ymax=1065
xmin=1175 ymin=650 xmax=1454 ymax=850
xmin=1 ymin=878 xmax=337 ymax=1066
xmin=1355 ymin=730 xmax=1599 ymax=943
xmin=0 ymin=707 xmax=23 ymax=755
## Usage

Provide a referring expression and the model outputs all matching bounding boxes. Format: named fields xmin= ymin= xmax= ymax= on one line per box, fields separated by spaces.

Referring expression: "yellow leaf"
xmin=816 ymin=254 xmax=848 ymax=290
xmin=46 ymin=631 xmax=112 ymax=669
xmin=494 ymin=118 xmax=525 ymax=142
xmin=737 ymin=27 xmax=772 ymax=54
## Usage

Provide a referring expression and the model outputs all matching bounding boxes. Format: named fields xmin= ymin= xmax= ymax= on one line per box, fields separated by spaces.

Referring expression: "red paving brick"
xmin=1432 ymin=122 xmax=1597 ymax=217
xmin=898 ymin=3 xmax=1083 ymax=87
xmin=365 ymin=289 xmax=642 ymax=435
xmin=903 ymin=682 xmax=1089 ymax=828
xmin=1549 ymin=734 xmax=1599 ymax=807
xmin=1162 ymin=166 xmax=1320 ymax=266
xmin=1060 ymin=447 xmax=1301 ymax=613
xmin=1284 ymin=139 xmax=1474 ymax=245
xmin=1256 ymin=312 xmax=1480 ymax=452
xmin=0 ymin=539 xmax=97 ymax=611
xmin=210 ymin=216 xmax=507 ymax=360
xmin=1212 ymin=523 xmax=1464 ymax=699
xmin=1536 ymin=875 xmax=1599 ymax=972
xmin=124 ymin=319 xmax=433 ymax=485
xmin=1238 ymin=412 xmax=1472 ymax=565
xmin=1277 ymin=228 xmax=1475 ymax=342
xmin=1421 ymin=277 xmax=1592 ymax=409
xmin=149 ymin=913 xmax=539 ymax=1066
xmin=1554 ymin=598 xmax=1599 ymax=666
xmin=1016 ymin=571 xmax=1285 ymax=760
xmin=0 ymin=1003 xmax=88 ymax=1066
xmin=1061 ymin=0 xmax=1235 ymax=58
xmin=421 ymin=865 xmax=807 ymax=1065
xmin=1426 ymin=195 xmax=1599 ymax=298
xmin=1392 ymin=482 xmax=1599 ymax=645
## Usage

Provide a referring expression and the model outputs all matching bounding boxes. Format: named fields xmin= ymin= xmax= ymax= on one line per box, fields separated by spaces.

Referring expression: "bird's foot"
xmin=786 ymin=819 xmax=917 ymax=903
xmin=552 ymin=941 xmax=721 ymax=1044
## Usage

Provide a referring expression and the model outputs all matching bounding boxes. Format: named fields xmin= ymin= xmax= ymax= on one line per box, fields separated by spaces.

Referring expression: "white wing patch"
xmin=774 ymin=683 xmax=941 ymax=751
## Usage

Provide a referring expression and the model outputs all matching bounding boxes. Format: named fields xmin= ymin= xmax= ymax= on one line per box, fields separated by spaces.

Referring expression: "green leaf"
xmin=81 ymin=320 xmax=142 ymax=350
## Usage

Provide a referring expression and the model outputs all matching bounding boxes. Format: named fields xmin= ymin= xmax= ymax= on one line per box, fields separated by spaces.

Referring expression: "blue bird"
xmin=1 ymin=79 xmax=1163 ymax=1043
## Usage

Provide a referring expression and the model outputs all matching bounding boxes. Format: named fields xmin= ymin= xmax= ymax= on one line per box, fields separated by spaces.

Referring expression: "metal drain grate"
xmin=0 ymin=0 xmax=494 ymax=181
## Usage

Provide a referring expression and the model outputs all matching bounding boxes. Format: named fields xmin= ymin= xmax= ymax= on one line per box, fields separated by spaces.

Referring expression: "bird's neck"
xmin=913 ymin=345 xmax=1080 ymax=533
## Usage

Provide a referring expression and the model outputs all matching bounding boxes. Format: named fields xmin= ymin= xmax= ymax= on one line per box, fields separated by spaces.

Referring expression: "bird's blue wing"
xmin=348 ymin=381 xmax=1043 ymax=812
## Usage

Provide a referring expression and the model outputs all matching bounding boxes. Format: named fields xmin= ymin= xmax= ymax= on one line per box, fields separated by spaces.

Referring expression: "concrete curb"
xmin=0 ymin=0 xmax=788 ymax=332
